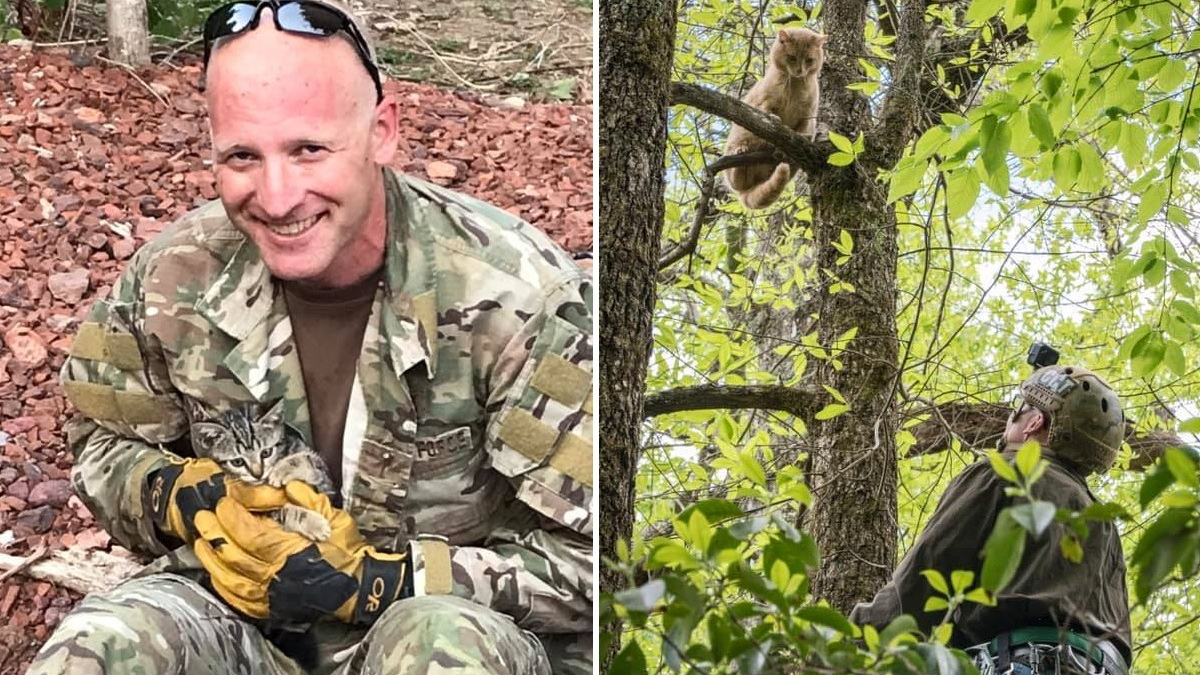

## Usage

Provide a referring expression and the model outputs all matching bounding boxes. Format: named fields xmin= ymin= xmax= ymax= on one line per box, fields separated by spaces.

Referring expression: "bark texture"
xmin=598 ymin=0 xmax=677 ymax=668
xmin=105 ymin=0 xmax=151 ymax=67
xmin=799 ymin=0 xmax=923 ymax=614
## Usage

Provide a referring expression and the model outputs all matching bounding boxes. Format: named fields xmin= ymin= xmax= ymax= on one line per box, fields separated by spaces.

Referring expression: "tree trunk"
xmin=801 ymin=0 xmax=903 ymax=613
xmin=598 ymin=0 xmax=677 ymax=667
xmin=106 ymin=0 xmax=150 ymax=67
xmin=805 ymin=162 xmax=900 ymax=611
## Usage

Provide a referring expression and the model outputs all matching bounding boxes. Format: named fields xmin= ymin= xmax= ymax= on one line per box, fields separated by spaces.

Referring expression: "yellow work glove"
xmin=193 ymin=481 xmax=412 ymax=625
xmin=144 ymin=457 xmax=289 ymax=543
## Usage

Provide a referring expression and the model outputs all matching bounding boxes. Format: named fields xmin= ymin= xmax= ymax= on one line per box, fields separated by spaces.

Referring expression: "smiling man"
xmin=32 ymin=2 xmax=593 ymax=674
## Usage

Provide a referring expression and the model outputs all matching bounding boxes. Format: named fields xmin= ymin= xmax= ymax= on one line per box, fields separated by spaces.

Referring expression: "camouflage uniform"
xmin=35 ymin=168 xmax=594 ymax=675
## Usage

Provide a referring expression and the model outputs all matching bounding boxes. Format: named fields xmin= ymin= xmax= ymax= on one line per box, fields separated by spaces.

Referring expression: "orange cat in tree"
xmin=724 ymin=27 xmax=827 ymax=210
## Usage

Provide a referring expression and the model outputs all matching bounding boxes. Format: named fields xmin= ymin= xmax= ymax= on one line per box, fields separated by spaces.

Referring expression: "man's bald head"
xmin=204 ymin=13 xmax=379 ymax=118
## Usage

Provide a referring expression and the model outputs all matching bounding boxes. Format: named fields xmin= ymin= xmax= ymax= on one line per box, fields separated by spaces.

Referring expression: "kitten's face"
xmin=190 ymin=400 xmax=290 ymax=484
xmin=772 ymin=28 xmax=827 ymax=78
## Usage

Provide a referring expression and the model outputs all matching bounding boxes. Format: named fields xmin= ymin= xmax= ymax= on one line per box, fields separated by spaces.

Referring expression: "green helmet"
xmin=1018 ymin=365 xmax=1125 ymax=475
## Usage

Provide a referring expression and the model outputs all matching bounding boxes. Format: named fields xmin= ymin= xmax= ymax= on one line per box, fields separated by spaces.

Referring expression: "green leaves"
xmin=827 ymin=131 xmax=864 ymax=167
xmin=981 ymin=510 xmax=1027 ymax=593
xmin=1009 ymin=501 xmax=1057 ymax=539
xmin=979 ymin=115 xmax=1012 ymax=195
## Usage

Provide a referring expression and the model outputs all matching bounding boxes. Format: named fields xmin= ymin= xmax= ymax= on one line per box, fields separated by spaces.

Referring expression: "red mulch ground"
xmin=0 ymin=43 xmax=592 ymax=673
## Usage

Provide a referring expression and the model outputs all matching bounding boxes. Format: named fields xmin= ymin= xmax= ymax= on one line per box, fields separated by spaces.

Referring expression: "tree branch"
xmin=644 ymin=392 xmax=1186 ymax=472
xmin=872 ymin=0 xmax=927 ymax=165
xmin=657 ymin=151 xmax=798 ymax=271
xmin=644 ymin=384 xmax=822 ymax=418
xmin=671 ymin=82 xmax=829 ymax=175
xmin=905 ymin=401 xmax=1189 ymax=471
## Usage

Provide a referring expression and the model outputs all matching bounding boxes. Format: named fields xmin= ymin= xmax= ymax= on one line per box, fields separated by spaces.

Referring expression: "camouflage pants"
xmin=28 ymin=573 xmax=551 ymax=675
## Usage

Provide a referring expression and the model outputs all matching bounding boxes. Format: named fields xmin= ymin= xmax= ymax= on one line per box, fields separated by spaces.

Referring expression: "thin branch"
xmin=95 ymin=55 xmax=170 ymax=109
xmin=657 ymin=151 xmax=793 ymax=271
xmin=671 ymin=82 xmax=829 ymax=174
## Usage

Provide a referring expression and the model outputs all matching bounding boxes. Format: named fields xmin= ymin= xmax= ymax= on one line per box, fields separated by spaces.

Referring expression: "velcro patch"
xmin=496 ymin=409 xmax=558 ymax=462
xmin=549 ymin=432 xmax=592 ymax=488
xmin=530 ymin=354 xmax=591 ymax=407
xmin=69 ymin=323 xmax=109 ymax=362
xmin=418 ymin=539 xmax=452 ymax=595
xmin=68 ymin=322 xmax=144 ymax=371
xmin=63 ymin=381 xmax=169 ymax=425
xmin=106 ymin=333 xmax=144 ymax=371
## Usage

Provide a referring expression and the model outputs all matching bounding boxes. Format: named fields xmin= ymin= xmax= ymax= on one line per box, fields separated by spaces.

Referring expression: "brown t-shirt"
xmin=281 ymin=269 xmax=382 ymax=492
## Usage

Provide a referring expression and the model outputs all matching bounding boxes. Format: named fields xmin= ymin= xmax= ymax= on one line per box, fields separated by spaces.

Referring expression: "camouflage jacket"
xmin=59 ymin=169 xmax=594 ymax=638
xmin=849 ymin=448 xmax=1131 ymax=663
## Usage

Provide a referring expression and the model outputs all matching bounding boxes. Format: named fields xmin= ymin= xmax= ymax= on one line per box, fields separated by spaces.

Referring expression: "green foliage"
xmin=606 ymin=502 xmax=981 ymax=674
xmin=146 ymin=0 xmax=225 ymax=39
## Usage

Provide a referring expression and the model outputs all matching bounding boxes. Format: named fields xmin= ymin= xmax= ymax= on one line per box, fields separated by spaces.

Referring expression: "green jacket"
xmin=60 ymin=169 xmax=593 ymax=647
xmin=850 ymin=449 xmax=1132 ymax=664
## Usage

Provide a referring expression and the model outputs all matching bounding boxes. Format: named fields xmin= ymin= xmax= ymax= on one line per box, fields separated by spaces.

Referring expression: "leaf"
xmin=545 ymin=77 xmax=577 ymax=101
xmin=921 ymin=569 xmax=950 ymax=595
xmin=1137 ymin=181 xmax=1167 ymax=225
xmin=888 ymin=157 xmax=928 ymax=202
xmin=981 ymin=510 xmax=1027 ymax=593
xmin=965 ymin=0 xmax=1005 ymax=23
xmin=1129 ymin=329 xmax=1165 ymax=378
xmin=1009 ymin=500 xmax=1057 ymax=538
xmin=612 ymin=641 xmax=648 ymax=675
xmin=879 ymin=614 xmax=919 ymax=647
xmin=964 ymin=588 xmax=995 ymax=605
xmin=613 ymin=579 xmax=666 ymax=612
xmin=822 ymin=384 xmax=847 ymax=403
xmin=1140 ymin=462 xmax=1176 ymax=509
xmin=1164 ymin=447 xmax=1200 ymax=488
xmin=1060 ymin=534 xmax=1084 ymax=563
xmin=728 ymin=516 xmax=770 ymax=540
xmin=945 ymin=168 xmax=980 ymax=220
xmin=828 ymin=152 xmax=855 ymax=166
xmin=1135 ymin=533 xmax=1192 ymax=604
xmin=989 ymin=450 xmax=1020 ymax=483
xmin=924 ymin=596 xmax=950 ymax=612
xmin=677 ymin=499 xmax=744 ymax=526
xmin=950 ymin=569 xmax=975 ymax=593
xmin=815 ymin=403 xmax=850 ymax=420
xmin=980 ymin=116 xmax=1011 ymax=194
xmin=1052 ymin=146 xmax=1081 ymax=191
xmin=1163 ymin=339 xmax=1187 ymax=377
xmin=765 ymin=534 xmax=820 ymax=574
xmin=796 ymin=605 xmax=855 ymax=635
xmin=1080 ymin=502 xmax=1128 ymax=521
xmin=737 ymin=451 xmax=768 ymax=487
xmin=1016 ymin=440 xmax=1041 ymax=478
xmin=829 ymin=131 xmax=854 ymax=154
xmin=1027 ymin=102 xmax=1056 ymax=148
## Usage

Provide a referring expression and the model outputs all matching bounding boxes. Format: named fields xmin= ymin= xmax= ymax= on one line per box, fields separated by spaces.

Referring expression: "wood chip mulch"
xmin=0 ymin=43 xmax=592 ymax=674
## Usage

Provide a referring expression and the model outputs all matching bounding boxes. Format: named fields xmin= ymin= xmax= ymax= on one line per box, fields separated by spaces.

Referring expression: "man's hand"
xmin=144 ymin=457 xmax=288 ymax=542
xmin=192 ymin=481 xmax=412 ymax=625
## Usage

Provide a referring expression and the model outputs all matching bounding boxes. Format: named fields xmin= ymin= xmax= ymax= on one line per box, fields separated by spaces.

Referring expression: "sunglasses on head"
xmin=200 ymin=0 xmax=383 ymax=103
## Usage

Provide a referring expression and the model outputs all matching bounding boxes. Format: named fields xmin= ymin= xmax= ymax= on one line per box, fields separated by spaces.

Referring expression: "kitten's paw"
xmin=266 ymin=454 xmax=326 ymax=488
xmin=278 ymin=504 xmax=332 ymax=542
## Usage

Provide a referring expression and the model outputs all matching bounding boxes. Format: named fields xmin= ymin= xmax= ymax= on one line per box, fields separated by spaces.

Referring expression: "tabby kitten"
xmin=189 ymin=399 xmax=335 ymax=542
xmin=724 ymin=27 xmax=827 ymax=210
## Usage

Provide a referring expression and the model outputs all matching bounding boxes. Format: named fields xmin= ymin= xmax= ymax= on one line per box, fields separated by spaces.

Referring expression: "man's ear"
xmin=369 ymin=94 xmax=400 ymax=166
xmin=1021 ymin=410 xmax=1048 ymax=437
